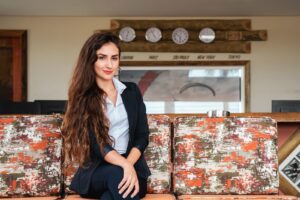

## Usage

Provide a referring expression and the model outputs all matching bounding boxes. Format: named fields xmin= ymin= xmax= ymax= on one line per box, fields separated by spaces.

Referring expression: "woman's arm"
xmin=104 ymin=150 xmax=140 ymax=198
xmin=89 ymin=129 xmax=139 ymax=198
xmin=126 ymin=147 xmax=141 ymax=165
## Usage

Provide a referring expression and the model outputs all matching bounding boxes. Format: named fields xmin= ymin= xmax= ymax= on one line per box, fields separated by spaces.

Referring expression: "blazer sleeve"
xmin=132 ymin=83 xmax=150 ymax=153
xmin=88 ymin=130 xmax=114 ymax=160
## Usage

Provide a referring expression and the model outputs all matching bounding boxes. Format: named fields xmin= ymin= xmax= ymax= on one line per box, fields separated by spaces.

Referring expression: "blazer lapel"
xmin=121 ymin=87 xmax=135 ymax=137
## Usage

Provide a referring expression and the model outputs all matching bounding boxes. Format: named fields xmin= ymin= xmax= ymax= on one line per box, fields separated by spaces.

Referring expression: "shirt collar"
xmin=112 ymin=77 xmax=126 ymax=95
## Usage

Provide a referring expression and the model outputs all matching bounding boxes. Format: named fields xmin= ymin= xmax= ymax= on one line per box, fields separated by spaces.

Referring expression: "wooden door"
xmin=0 ymin=30 xmax=27 ymax=101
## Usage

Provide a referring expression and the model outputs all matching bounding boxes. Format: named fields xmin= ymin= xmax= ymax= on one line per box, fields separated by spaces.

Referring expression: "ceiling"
xmin=0 ymin=0 xmax=300 ymax=17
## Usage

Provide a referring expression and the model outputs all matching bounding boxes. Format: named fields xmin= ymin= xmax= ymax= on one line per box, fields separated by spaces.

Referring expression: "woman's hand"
xmin=103 ymin=149 xmax=141 ymax=198
xmin=118 ymin=161 xmax=139 ymax=198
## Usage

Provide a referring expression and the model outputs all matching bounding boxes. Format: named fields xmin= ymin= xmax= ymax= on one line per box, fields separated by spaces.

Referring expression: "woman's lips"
xmin=103 ymin=70 xmax=113 ymax=75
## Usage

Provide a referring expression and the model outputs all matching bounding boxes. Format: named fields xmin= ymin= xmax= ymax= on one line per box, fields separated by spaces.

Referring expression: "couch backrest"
xmin=144 ymin=114 xmax=172 ymax=193
xmin=173 ymin=116 xmax=278 ymax=195
xmin=0 ymin=115 xmax=62 ymax=197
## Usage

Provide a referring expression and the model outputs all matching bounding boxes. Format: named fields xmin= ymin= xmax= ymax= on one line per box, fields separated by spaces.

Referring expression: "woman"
xmin=62 ymin=32 xmax=151 ymax=200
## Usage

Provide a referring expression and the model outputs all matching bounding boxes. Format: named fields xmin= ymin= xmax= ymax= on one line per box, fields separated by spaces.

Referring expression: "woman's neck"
xmin=96 ymin=78 xmax=115 ymax=94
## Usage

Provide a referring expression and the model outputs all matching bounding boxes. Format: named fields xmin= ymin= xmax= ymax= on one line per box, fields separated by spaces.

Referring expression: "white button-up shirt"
xmin=106 ymin=78 xmax=129 ymax=154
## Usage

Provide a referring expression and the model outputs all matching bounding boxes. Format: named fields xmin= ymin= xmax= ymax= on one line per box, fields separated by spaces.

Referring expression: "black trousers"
xmin=80 ymin=161 xmax=147 ymax=200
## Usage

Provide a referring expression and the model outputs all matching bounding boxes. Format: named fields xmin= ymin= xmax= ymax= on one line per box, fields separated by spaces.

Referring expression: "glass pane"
xmin=119 ymin=66 xmax=245 ymax=114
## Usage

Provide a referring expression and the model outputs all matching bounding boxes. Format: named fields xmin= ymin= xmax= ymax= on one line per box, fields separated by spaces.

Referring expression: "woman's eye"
xmin=97 ymin=56 xmax=105 ymax=60
xmin=112 ymin=57 xmax=119 ymax=61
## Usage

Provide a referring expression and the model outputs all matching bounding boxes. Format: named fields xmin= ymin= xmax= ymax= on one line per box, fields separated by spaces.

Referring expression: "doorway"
xmin=0 ymin=30 xmax=27 ymax=101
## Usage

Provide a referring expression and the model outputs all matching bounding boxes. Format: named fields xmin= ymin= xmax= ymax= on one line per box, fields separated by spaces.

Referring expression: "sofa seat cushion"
xmin=0 ymin=197 xmax=59 ymax=200
xmin=143 ymin=194 xmax=176 ymax=200
xmin=173 ymin=117 xmax=278 ymax=195
xmin=64 ymin=194 xmax=176 ymax=200
xmin=0 ymin=115 xmax=63 ymax=197
xmin=177 ymin=195 xmax=299 ymax=200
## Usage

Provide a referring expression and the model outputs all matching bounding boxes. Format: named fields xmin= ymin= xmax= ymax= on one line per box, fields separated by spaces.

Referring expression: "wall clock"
xmin=145 ymin=27 xmax=162 ymax=43
xmin=172 ymin=27 xmax=189 ymax=45
xmin=199 ymin=27 xmax=215 ymax=43
xmin=119 ymin=26 xmax=136 ymax=42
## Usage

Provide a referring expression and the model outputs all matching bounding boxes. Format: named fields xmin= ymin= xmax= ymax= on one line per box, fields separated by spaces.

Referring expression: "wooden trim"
xmin=111 ymin=19 xmax=252 ymax=31
xmin=177 ymin=195 xmax=299 ymax=199
xmin=4 ymin=113 xmax=300 ymax=122
xmin=279 ymin=174 xmax=300 ymax=197
xmin=162 ymin=112 xmax=300 ymax=123
xmin=0 ymin=30 xmax=26 ymax=37
xmin=177 ymin=194 xmax=298 ymax=200
xmin=231 ymin=112 xmax=300 ymax=122
xmin=120 ymin=60 xmax=250 ymax=112
xmin=244 ymin=62 xmax=250 ymax=112
xmin=279 ymin=128 xmax=300 ymax=163
xmin=278 ymin=127 xmax=300 ymax=196
xmin=119 ymin=41 xmax=251 ymax=53
xmin=120 ymin=60 xmax=250 ymax=67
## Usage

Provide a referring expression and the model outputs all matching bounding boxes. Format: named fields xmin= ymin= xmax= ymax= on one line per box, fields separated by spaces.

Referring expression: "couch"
xmin=0 ymin=114 xmax=298 ymax=200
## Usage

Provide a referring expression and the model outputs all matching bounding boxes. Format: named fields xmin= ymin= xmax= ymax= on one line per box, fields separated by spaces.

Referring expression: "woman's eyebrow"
xmin=96 ymin=53 xmax=106 ymax=56
xmin=96 ymin=53 xmax=119 ymax=57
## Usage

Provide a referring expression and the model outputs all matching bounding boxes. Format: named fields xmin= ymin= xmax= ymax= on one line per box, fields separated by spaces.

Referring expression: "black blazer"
xmin=70 ymin=82 xmax=151 ymax=195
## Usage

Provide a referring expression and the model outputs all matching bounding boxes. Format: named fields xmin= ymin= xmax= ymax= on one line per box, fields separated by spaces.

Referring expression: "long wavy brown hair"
xmin=62 ymin=32 xmax=121 ymax=167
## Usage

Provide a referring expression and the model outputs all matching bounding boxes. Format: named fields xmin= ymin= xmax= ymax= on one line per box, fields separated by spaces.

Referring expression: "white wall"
xmin=250 ymin=17 xmax=300 ymax=111
xmin=0 ymin=17 xmax=111 ymax=100
xmin=0 ymin=16 xmax=299 ymax=112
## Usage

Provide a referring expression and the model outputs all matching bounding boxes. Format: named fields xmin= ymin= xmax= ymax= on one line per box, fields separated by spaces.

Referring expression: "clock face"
xmin=119 ymin=26 xmax=136 ymax=42
xmin=199 ymin=28 xmax=215 ymax=43
xmin=172 ymin=28 xmax=189 ymax=45
xmin=145 ymin=27 xmax=162 ymax=43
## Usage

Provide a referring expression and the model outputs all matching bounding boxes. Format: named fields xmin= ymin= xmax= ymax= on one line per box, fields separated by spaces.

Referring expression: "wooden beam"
xmin=112 ymin=30 xmax=267 ymax=42
xmin=111 ymin=19 xmax=252 ymax=31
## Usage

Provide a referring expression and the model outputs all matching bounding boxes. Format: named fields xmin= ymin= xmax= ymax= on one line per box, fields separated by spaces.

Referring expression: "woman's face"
xmin=94 ymin=42 xmax=120 ymax=82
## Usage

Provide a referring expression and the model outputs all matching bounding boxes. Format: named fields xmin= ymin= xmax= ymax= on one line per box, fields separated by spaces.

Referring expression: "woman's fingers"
xmin=118 ymin=176 xmax=132 ymax=194
xmin=130 ymin=181 xmax=140 ymax=198
xmin=122 ymin=181 xmax=135 ymax=198
xmin=118 ymin=177 xmax=126 ymax=189
xmin=119 ymin=175 xmax=139 ymax=198
xmin=119 ymin=161 xmax=139 ymax=197
xmin=118 ymin=174 xmax=131 ymax=189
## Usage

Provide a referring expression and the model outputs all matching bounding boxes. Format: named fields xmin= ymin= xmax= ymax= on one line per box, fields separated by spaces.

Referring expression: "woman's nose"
xmin=106 ymin=59 xmax=113 ymax=69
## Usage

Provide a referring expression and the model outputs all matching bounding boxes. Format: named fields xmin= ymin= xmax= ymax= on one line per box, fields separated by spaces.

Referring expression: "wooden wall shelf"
xmin=109 ymin=19 xmax=267 ymax=53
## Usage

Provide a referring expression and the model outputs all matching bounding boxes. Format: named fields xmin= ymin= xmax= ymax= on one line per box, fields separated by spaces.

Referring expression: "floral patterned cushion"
xmin=173 ymin=117 xmax=278 ymax=195
xmin=144 ymin=115 xmax=172 ymax=193
xmin=0 ymin=115 xmax=62 ymax=197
